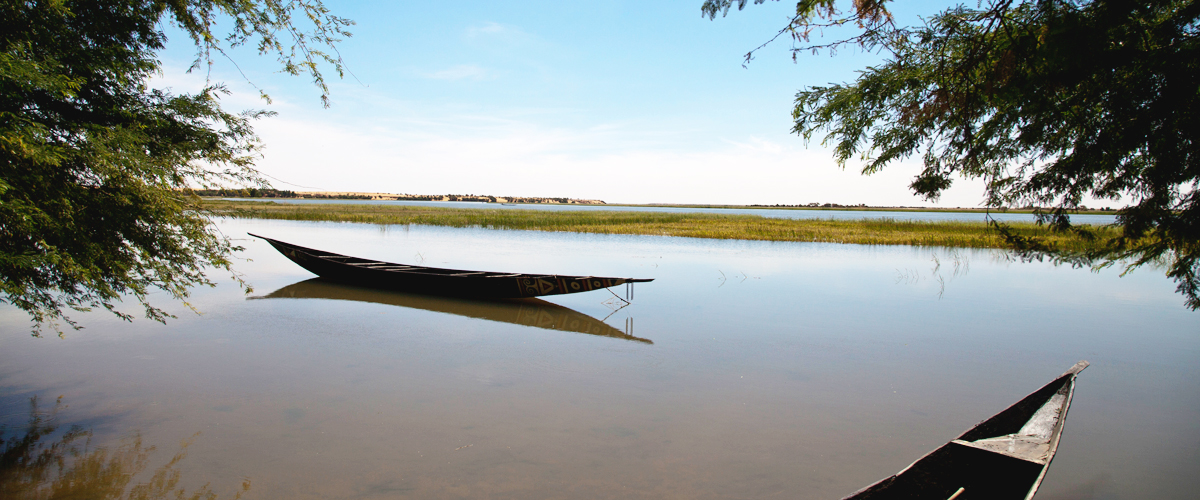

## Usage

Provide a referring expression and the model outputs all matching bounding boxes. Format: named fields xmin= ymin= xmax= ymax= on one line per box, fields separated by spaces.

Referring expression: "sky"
xmin=154 ymin=0 xmax=1006 ymax=207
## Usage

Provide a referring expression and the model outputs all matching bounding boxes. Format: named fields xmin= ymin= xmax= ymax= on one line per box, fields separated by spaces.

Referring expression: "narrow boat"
xmin=842 ymin=361 xmax=1089 ymax=500
xmin=250 ymin=233 xmax=653 ymax=299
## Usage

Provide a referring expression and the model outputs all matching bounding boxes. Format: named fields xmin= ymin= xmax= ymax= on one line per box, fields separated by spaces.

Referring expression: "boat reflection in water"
xmin=254 ymin=278 xmax=652 ymax=344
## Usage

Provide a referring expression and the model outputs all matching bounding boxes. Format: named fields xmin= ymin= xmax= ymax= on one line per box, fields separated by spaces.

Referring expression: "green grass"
xmin=204 ymin=199 xmax=1120 ymax=251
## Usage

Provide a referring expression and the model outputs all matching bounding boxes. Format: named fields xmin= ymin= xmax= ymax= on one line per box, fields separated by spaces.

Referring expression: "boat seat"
xmin=951 ymin=390 xmax=1068 ymax=464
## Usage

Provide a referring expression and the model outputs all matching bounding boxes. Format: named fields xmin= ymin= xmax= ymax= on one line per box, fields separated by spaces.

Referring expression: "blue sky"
xmin=157 ymin=0 xmax=997 ymax=206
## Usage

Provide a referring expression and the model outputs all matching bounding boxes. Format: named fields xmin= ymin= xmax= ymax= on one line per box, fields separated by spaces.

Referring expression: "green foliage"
xmin=702 ymin=0 xmax=896 ymax=62
xmin=0 ymin=0 xmax=350 ymax=334
xmin=161 ymin=0 xmax=353 ymax=107
xmin=187 ymin=188 xmax=299 ymax=197
xmin=709 ymin=0 xmax=1200 ymax=309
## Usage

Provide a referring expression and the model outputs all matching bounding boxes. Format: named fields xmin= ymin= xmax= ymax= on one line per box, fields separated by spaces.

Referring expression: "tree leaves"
xmin=712 ymin=0 xmax=1200 ymax=308
xmin=162 ymin=0 xmax=354 ymax=107
xmin=0 ymin=1 xmax=346 ymax=334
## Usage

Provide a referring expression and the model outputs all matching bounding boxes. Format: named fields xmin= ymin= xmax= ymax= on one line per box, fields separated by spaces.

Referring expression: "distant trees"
xmin=1 ymin=1 xmax=352 ymax=334
xmin=705 ymin=0 xmax=1200 ymax=308
xmin=188 ymin=188 xmax=299 ymax=198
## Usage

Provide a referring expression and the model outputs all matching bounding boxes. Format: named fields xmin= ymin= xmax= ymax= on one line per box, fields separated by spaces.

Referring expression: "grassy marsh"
xmin=204 ymin=199 xmax=1119 ymax=251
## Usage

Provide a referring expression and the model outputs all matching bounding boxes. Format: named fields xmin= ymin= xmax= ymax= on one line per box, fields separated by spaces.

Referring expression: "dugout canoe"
xmin=250 ymin=233 xmax=653 ymax=299
xmin=841 ymin=360 xmax=1089 ymax=500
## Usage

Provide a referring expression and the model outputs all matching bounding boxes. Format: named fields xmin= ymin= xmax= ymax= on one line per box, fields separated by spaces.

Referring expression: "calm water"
xmin=237 ymin=198 xmax=1121 ymax=224
xmin=1 ymin=219 xmax=1195 ymax=499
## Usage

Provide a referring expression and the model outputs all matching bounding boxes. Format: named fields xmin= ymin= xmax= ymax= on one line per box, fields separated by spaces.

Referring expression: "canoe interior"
xmin=957 ymin=374 xmax=1074 ymax=443
xmin=273 ymin=242 xmax=547 ymax=278
xmin=848 ymin=442 xmax=1046 ymax=500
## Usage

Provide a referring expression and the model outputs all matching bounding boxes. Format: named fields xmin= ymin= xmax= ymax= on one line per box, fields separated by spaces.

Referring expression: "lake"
xmin=1 ymin=219 xmax=1195 ymax=499
xmin=237 ymin=198 xmax=1121 ymax=225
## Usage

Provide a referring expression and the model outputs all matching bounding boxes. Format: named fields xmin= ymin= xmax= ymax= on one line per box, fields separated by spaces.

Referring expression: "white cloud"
xmin=468 ymin=21 xmax=509 ymax=36
xmin=138 ymin=67 xmax=1025 ymax=208
xmin=465 ymin=22 xmax=527 ymax=40
xmin=245 ymin=107 xmax=998 ymax=207
xmin=725 ymin=136 xmax=785 ymax=155
xmin=419 ymin=64 xmax=490 ymax=81
xmin=462 ymin=21 xmax=544 ymax=52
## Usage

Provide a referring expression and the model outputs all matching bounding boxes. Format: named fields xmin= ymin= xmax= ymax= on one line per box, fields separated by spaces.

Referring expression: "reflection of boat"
xmin=254 ymin=278 xmax=652 ymax=344
xmin=250 ymin=233 xmax=653 ymax=299
xmin=842 ymin=361 xmax=1089 ymax=500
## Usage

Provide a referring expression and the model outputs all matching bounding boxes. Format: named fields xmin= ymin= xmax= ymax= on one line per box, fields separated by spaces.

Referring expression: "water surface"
xmin=1 ymin=219 xmax=1194 ymax=499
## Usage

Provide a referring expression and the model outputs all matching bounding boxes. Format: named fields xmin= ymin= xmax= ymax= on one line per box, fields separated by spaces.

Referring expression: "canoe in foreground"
xmin=842 ymin=361 xmax=1089 ymax=500
xmin=250 ymin=233 xmax=653 ymax=299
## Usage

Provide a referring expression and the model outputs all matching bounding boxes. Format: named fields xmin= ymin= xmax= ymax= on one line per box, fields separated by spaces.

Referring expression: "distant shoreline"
xmin=195 ymin=190 xmax=1118 ymax=215
xmin=203 ymin=199 xmax=1120 ymax=251
xmin=186 ymin=189 xmax=605 ymax=205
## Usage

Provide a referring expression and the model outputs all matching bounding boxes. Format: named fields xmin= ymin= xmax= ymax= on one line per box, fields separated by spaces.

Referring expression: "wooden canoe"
xmin=842 ymin=361 xmax=1090 ymax=500
xmin=255 ymin=278 xmax=652 ymax=344
xmin=250 ymin=233 xmax=653 ymax=299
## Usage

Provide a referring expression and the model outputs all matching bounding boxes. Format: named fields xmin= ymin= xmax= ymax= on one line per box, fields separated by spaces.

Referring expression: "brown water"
xmin=2 ymin=219 xmax=1197 ymax=499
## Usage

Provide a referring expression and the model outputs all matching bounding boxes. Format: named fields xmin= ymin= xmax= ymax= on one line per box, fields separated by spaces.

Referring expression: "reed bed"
xmin=204 ymin=200 xmax=1119 ymax=251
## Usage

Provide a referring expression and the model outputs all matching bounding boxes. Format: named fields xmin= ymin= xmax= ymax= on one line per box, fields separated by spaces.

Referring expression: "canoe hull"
xmin=252 ymin=233 xmax=650 ymax=299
